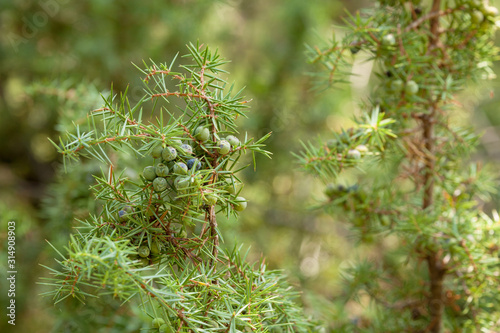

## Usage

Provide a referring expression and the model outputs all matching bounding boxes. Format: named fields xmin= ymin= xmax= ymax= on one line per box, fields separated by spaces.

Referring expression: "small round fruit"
xmin=153 ymin=177 xmax=168 ymax=192
xmin=382 ymin=33 xmax=396 ymax=46
xmin=152 ymin=318 xmax=166 ymax=328
xmin=150 ymin=241 xmax=162 ymax=255
xmin=225 ymin=135 xmax=240 ymax=147
xmin=347 ymin=149 xmax=361 ymax=160
xmin=194 ymin=126 xmax=210 ymax=141
xmin=217 ymin=140 xmax=231 ymax=155
xmin=173 ymin=162 xmax=188 ymax=174
xmin=405 ymin=80 xmax=419 ymax=95
xmin=159 ymin=324 xmax=172 ymax=333
xmin=472 ymin=10 xmax=484 ymax=24
xmin=233 ymin=197 xmax=247 ymax=211
xmin=118 ymin=210 xmax=128 ymax=222
xmin=186 ymin=158 xmax=201 ymax=170
xmin=326 ymin=139 xmax=337 ymax=149
xmin=205 ymin=194 xmax=218 ymax=206
xmin=143 ymin=166 xmax=157 ymax=181
xmin=151 ymin=145 xmax=164 ymax=159
xmin=161 ymin=146 xmax=177 ymax=161
xmin=138 ymin=245 xmax=150 ymax=258
xmin=484 ymin=5 xmax=499 ymax=17
xmin=391 ymin=79 xmax=404 ymax=92
xmin=171 ymin=139 xmax=182 ymax=146
xmin=225 ymin=178 xmax=237 ymax=195
xmin=355 ymin=144 xmax=369 ymax=154
xmin=155 ymin=163 xmax=169 ymax=177
xmin=180 ymin=144 xmax=193 ymax=155
xmin=175 ymin=176 xmax=190 ymax=190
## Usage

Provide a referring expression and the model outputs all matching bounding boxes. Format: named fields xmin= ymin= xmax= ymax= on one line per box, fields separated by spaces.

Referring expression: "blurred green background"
xmin=1 ymin=0 xmax=499 ymax=332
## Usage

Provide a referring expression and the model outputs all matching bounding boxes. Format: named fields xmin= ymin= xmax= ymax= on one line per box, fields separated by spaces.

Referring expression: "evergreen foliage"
xmin=297 ymin=0 xmax=500 ymax=331
xmin=41 ymin=44 xmax=316 ymax=332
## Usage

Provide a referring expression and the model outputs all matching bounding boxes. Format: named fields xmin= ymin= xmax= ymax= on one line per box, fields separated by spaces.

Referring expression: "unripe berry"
xmin=171 ymin=139 xmax=182 ymax=146
xmin=405 ymin=80 xmax=419 ymax=95
xmin=483 ymin=5 xmax=499 ymax=17
xmin=326 ymin=139 xmax=337 ymax=149
xmin=152 ymin=318 xmax=166 ymax=328
xmin=173 ymin=162 xmax=188 ymax=174
xmin=138 ymin=245 xmax=150 ymax=258
xmin=225 ymin=178 xmax=238 ymax=195
xmin=225 ymin=135 xmax=240 ymax=147
xmin=391 ymin=79 xmax=404 ymax=92
xmin=175 ymin=176 xmax=190 ymax=190
xmin=155 ymin=163 xmax=169 ymax=177
xmin=159 ymin=324 xmax=172 ymax=333
xmin=150 ymin=240 xmax=162 ymax=255
xmin=153 ymin=177 xmax=168 ymax=192
xmin=233 ymin=197 xmax=247 ymax=211
xmin=186 ymin=158 xmax=201 ymax=170
xmin=194 ymin=126 xmax=210 ymax=141
xmin=347 ymin=149 xmax=361 ymax=160
xmin=382 ymin=33 xmax=396 ymax=46
xmin=472 ymin=10 xmax=485 ymax=24
xmin=143 ymin=166 xmax=157 ymax=181
xmin=355 ymin=144 xmax=369 ymax=154
xmin=161 ymin=146 xmax=177 ymax=161
xmin=180 ymin=144 xmax=193 ymax=155
xmin=152 ymin=145 xmax=164 ymax=159
xmin=205 ymin=194 xmax=218 ymax=206
xmin=217 ymin=140 xmax=231 ymax=155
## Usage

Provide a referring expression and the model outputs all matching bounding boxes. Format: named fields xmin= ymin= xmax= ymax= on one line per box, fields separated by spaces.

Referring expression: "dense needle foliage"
xmin=41 ymin=44 xmax=317 ymax=332
xmin=297 ymin=0 xmax=500 ymax=331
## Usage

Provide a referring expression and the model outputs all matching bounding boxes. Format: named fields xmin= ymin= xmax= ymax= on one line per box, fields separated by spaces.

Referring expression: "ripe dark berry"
xmin=153 ymin=177 xmax=168 ymax=192
xmin=173 ymin=162 xmax=188 ymax=174
xmin=233 ymin=196 xmax=247 ymax=211
xmin=225 ymin=135 xmax=240 ymax=147
xmin=152 ymin=145 xmax=164 ymax=159
xmin=143 ymin=166 xmax=157 ymax=181
xmin=217 ymin=140 xmax=231 ymax=155
xmin=118 ymin=210 xmax=128 ymax=222
xmin=186 ymin=158 xmax=201 ymax=170
xmin=155 ymin=163 xmax=169 ymax=177
xmin=161 ymin=146 xmax=177 ymax=161
xmin=194 ymin=126 xmax=210 ymax=141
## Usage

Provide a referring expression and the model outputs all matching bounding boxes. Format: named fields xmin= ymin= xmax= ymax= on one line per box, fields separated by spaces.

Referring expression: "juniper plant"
xmin=297 ymin=0 xmax=500 ymax=332
xmin=41 ymin=44 xmax=316 ymax=332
